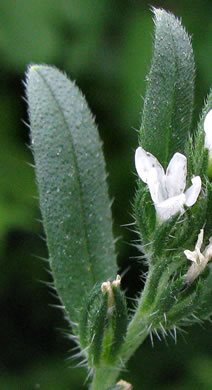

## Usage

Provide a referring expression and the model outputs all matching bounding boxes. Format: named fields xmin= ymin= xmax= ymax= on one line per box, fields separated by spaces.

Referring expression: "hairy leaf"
xmin=140 ymin=8 xmax=195 ymax=167
xmin=26 ymin=65 xmax=117 ymax=324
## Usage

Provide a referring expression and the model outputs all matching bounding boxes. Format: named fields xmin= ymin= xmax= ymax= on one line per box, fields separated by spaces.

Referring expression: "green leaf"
xmin=26 ymin=65 xmax=117 ymax=325
xmin=140 ymin=8 xmax=195 ymax=167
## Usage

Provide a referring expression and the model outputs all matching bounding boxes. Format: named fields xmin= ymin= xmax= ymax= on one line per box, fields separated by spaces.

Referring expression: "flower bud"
xmin=79 ymin=276 xmax=128 ymax=367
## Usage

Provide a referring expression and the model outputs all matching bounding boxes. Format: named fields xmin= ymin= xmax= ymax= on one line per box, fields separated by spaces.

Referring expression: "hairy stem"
xmin=90 ymin=367 xmax=121 ymax=390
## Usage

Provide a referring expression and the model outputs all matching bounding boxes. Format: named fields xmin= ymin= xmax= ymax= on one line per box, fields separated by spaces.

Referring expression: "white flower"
xmin=184 ymin=229 xmax=212 ymax=283
xmin=135 ymin=146 xmax=202 ymax=222
xmin=204 ymin=109 xmax=212 ymax=153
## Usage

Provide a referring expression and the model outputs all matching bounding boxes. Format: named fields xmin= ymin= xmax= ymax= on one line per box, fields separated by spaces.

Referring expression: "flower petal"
xmin=184 ymin=249 xmax=198 ymax=262
xmin=204 ymin=109 xmax=212 ymax=152
xmin=135 ymin=146 xmax=164 ymax=184
xmin=146 ymin=167 xmax=166 ymax=203
xmin=184 ymin=176 xmax=201 ymax=207
xmin=165 ymin=153 xmax=187 ymax=197
xmin=155 ymin=193 xmax=185 ymax=222
xmin=195 ymin=229 xmax=204 ymax=251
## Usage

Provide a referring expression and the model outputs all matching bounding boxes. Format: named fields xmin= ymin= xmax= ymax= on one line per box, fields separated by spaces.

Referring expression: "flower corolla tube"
xmin=135 ymin=146 xmax=202 ymax=222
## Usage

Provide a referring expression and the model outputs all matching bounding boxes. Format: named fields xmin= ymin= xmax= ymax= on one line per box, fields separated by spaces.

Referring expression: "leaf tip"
xmin=26 ymin=63 xmax=39 ymax=76
xmin=152 ymin=6 xmax=167 ymax=20
xmin=26 ymin=63 xmax=51 ymax=79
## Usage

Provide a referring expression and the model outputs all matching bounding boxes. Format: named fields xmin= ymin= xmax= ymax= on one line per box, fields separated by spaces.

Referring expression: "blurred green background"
xmin=1 ymin=0 xmax=212 ymax=389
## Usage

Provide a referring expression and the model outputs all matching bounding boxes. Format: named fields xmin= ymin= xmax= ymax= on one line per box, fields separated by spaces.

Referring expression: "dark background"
xmin=1 ymin=0 xmax=212 ymax=389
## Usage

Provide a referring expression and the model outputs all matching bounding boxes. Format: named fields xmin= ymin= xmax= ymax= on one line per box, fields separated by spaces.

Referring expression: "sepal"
xmin=133 ymin=181 xmax=156 ymax=258
xmin=90 ymin=292 xmax=109 ymax=365
xmin=79 ymin=283 xmax=108 ymax=365
xmin=153 ymin=275 xmax=185 ymax=319
xmin=159 ymin=280 xmax=198 ymax=327
xmin=161 ymin=264 xmax=212 ymax=327
xmin=108 ymin=284 xmax=128 ymax=362
xmin=152 ymin=214 xmax=179 ymax=258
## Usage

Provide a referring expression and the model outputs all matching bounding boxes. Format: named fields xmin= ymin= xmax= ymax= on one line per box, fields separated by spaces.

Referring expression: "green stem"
xmin=90 ymin=367 xmax=120 ymax=390
xmin=119 ymin=264 xmax=161 ymax=362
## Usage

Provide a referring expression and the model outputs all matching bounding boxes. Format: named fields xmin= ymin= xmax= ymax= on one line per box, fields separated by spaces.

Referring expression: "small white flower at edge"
xmin=204 ymin=109 xmax=212 ymax=153
xmin=135 ymin=146 xmax=202 ymax=222
xmin=184 ymin=229 xmax=212 ymax=283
